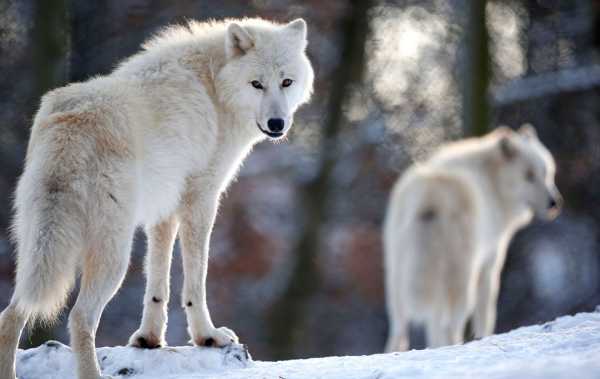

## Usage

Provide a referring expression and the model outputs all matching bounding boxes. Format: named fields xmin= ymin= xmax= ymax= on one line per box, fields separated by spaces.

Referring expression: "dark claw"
xmin=204 ymin=338 xmax=215 ymax=347
xmin=136 ymin=336 xmax=161 ymax=349
xmin=137 ymin=337 xmax=150 ymax=348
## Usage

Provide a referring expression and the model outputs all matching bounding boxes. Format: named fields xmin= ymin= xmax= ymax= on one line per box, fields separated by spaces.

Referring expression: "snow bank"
xmin=17 ymin=310 xmax=600 ymax=378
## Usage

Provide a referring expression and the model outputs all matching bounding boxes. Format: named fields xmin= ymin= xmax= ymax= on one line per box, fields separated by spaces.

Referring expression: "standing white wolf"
xmin=384 ymin=126 xmax=562 ymax=352
xmin=0 ymin=18 xmax=313 ymax=379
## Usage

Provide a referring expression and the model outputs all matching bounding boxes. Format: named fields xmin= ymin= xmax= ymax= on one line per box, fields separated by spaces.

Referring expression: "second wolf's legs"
xmin=69 ymin=226 xmax=134 ymax=379
xmin=178 ymin=185 xmax=238 ymax=347
xmin=129 ymin=215 xmax=179 ymax=348
xmin=0 ymin=303 xmax=29 ymax=379
xmin=384 ymin=259 xmax=409 ymax=352
xmin=426 ymin=311 xmax=468 ymax=348
xmin=426 ymin=274 xmax=475 ymax=348
xmin=472 ymin=263 xmax=502 ymax=339
xmin=384 ymin=314 xmax=409 ymax=352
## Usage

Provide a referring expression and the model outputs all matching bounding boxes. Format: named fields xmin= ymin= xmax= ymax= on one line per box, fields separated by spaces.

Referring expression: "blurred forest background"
xmin=1 ymin=0 xmax=599 ymax=360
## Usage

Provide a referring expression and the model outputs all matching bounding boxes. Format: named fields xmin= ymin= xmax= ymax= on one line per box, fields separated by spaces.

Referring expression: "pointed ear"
xmin=285 ymin=19 xmax=307 ymax=49
xmin=519 ymin=123 xmax=538 ymax=139
xmin=499 ymin=134 xmax=518 ymax=160
xmin=226 ymin=23 xmax=254 ymax=58
xmin=286 ymin=19 xmax=307 ymax=38
xmin=492 ymin=125 xmax=512 ymax=137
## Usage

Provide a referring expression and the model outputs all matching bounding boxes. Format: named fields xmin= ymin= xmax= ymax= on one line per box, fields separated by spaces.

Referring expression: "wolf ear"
xmin=286 ymin=19 xmax=307 ymax=38
xmin=518 ymin=123 xmax=538 ymax=139
xmin=492 ymin=125 xmax=512 ymax=136
xmin=499 ymin=135 xmax=518 ymax=160
xmin=285 ymin=19 xmax=307 ymax=49
xmin=226 ymin=23 xmax=254 ymax=58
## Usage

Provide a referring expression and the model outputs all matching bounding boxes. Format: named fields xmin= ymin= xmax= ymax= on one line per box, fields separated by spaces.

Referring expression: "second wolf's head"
xmin=492 ymin=125 xmax=563 ymax=221
xmin=217 ymin=18 xmax=314 ymax=140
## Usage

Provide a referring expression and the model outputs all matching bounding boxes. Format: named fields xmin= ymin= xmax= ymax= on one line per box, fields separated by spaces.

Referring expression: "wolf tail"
xmin=10 ymin=142 xmax=86 ymax=323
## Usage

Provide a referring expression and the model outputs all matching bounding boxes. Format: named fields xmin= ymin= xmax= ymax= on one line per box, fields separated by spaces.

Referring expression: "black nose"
xmin=267 ymin=118 xmax=284 ymax=133
xmin=548 ymin=194 xmax=563 ymax=210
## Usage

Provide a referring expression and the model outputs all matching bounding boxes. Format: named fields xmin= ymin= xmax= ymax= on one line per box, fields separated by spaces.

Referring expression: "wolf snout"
xmin=546 ymin=192 xmax=563 ymax=219
xmin=548 ymin=193 xmax=563 ymax=210
xmin=267 ymin=118 xmax=285 ymax=133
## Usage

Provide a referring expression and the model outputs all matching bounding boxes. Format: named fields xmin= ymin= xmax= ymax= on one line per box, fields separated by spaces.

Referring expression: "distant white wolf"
xmin=384 ymin=126 xmax=562 ymax=351
xmin=0 ymin=18 xmax=313 ymax=379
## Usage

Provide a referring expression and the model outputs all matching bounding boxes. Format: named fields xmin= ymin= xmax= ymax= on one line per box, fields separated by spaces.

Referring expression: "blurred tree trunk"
xmin=462 ymin=0 xmax=490 ymax=341
xmin=24 ymin=0 xmax=71 ymax=348
xmin=525 ymin=0 xmax=552 ymax=75
xmin=32 ymin=0 xmax=70 ymax=97
xmin=267 ymin=0 xmax=372 ymax=359
xmin=594 ymin=0 xmax=600 ymax=50
xmin=462 ymin=0 xmax=490 ymax=137
xmin=69 ymin=1 xmax=109 ymax=81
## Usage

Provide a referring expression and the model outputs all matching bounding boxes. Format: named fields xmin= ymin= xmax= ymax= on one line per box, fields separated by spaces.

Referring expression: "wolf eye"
xmin=282 ymin=78 xmax=293 ymax=88
xmin=251 ymin=80 xmax=264 ymax=90
xmin=525 ymin=168 xmax=535 ymax=183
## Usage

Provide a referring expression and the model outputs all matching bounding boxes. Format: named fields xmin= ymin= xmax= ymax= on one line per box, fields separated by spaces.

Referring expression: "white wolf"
xmin=0 ymin=18 xmax=313 ymax=379
xmin=384 ymin=126 xmax=562 ymax=352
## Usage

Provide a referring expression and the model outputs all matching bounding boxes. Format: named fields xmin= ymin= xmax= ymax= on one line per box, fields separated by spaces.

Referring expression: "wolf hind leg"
xmin=0 ymin=303 xmax=29 ymax=379
xmin=426 ymin=305 xmax=470 ymax=348
xmin=69 ymin=224 xmax=134 ymax=379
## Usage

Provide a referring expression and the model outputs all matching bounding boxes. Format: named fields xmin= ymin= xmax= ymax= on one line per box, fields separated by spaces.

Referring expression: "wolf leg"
xmin=472 ymin=263 xmax=502 ymax=339
xmin=426 ymin=313 xmax=467 ymax=348
xmin=426 ymin=283 xmax=472 ymax=349
xmin=178 ymin=185 xmax=238 ymax=348
xmin=129 ymin=215 xmax=178 ymax=349
xmin=69 ymin=226 xmax=133 ymax=379
xmin=0 ymin=303 xmax=29 ymax=379
xmin=384 ymin=319 xmax=409 ymax=353
xmin=384 ymin=258 xmax=409 ymax=352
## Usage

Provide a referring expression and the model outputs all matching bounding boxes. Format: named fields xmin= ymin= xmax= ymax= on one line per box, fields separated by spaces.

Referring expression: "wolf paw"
xmin=194 ymin=326 xmax=239 ymax=347
xmin=128 ymin=330 xmax=165 ymax=349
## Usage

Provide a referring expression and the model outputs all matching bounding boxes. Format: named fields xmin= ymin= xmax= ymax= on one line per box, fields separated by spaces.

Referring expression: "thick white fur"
xmin=0 ymin=18 xmax=313 ymax=379
xmin=384 ymin=126 xmax=562 ymax=351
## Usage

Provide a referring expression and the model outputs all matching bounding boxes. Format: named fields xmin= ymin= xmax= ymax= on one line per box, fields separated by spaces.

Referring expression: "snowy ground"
xmin=16 ymin=310 xmax=600 ymax=379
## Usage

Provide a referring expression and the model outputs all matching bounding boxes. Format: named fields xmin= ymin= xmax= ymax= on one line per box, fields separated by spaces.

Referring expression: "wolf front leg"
xmin=177 ymin=184 xmax=238 ymax=347
xmin=384 ymin=250 xmax=409 ymax=352
xmin=129 ymin=215 xmax=179 ymax=349
xmin=472 ymin=262 xmax=503 ymax=339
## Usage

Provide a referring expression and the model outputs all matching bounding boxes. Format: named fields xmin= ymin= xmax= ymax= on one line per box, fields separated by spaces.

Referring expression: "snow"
xmin=17 ymin=310 xmax=600 ymax=379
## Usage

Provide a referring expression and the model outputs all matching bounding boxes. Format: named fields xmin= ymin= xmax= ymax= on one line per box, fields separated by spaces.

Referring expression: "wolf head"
xmin=216 ymin=19 xmax=314 ymax=140
xmin=492 ymin=125 xmax=562 ymax=221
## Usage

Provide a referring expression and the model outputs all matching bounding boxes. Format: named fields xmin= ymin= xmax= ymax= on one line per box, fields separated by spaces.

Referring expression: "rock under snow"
xmin=16 ymin=310 xmax=600 ymax=378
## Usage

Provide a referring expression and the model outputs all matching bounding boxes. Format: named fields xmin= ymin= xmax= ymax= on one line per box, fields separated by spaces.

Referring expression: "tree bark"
xmin=462 ymin=0 xmax=490 ymax=137
xmin=267 ymin=0 xmax=372 ymax=359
